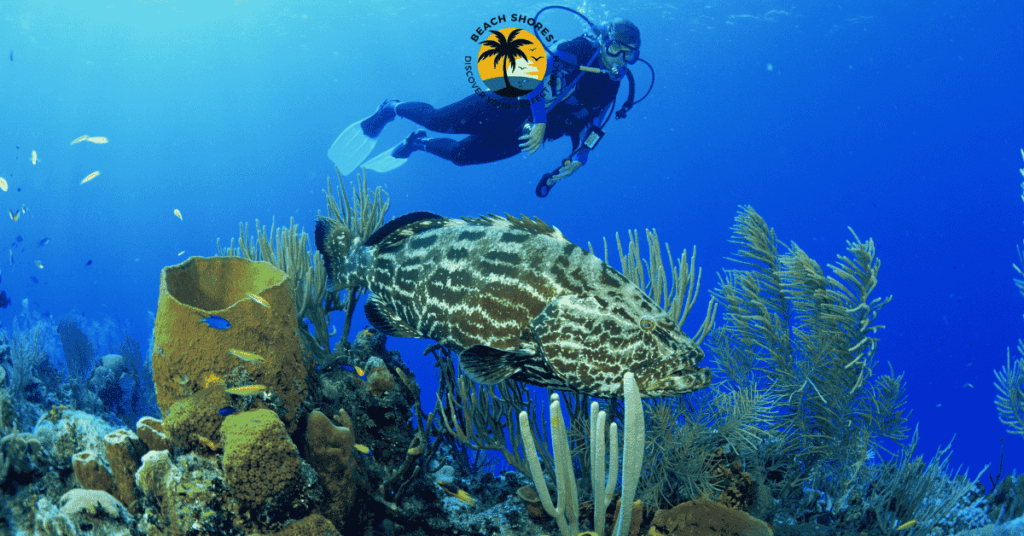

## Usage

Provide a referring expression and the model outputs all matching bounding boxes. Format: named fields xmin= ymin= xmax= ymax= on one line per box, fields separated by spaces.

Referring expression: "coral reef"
xmin=6 ymin=173 xmax=1024 ymax=536
xmin=151 ymin=255 xmax=307 ymax=432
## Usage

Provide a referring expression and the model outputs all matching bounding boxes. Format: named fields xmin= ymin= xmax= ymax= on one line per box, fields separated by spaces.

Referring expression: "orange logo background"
xmin=476 ymin=28 xmax=547 ymax=98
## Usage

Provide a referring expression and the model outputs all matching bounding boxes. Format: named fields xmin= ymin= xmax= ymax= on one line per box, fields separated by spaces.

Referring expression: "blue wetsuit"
xmin=395 ymin=37 xmax=620 ymax=167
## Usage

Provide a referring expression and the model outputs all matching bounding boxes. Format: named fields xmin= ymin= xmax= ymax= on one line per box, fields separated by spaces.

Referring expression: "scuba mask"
xmin=605 ymin=39 xmax=639 ymax=64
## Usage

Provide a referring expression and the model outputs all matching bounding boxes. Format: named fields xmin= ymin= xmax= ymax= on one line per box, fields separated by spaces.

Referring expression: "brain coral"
xmin=221 ymin=409 xmax=301 ymax=506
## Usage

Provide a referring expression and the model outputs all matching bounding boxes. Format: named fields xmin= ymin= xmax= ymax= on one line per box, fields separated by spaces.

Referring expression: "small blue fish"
xmin=218 ymin=407 xmax=236 ymax=417
xmin=340 ymin=364 xmax=367 ymax=381
xmin=198 ymin=315 xmax=232 ymax=330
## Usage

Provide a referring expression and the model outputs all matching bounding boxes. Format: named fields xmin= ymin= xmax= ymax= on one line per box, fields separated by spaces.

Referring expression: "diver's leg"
xmin=361 ymin=99 xmax=401 ymax=137
xmin=422 ymin=134 xmax=522 ymax=166
xmin=397 ymin=94 xmax=524 ymax=136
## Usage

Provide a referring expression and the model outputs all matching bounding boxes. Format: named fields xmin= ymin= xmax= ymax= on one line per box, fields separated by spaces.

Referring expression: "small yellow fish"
xmin=177 ymin=250 xmax=185 ymax=256
xmin=173 ymin=208 xmax=182 ymax=220
xmin=8 ymin=209 xmax=19 ymax=222
xmin=0 ymin=177 xmax=7 ymax=192
xmin=31 ymin=150 xmax=37 ymax=165
xmin=247 ymin=293 xmax=270 ymax=308
xmin=34 ymin=260 xmax=43 ymax=269
xmin=339 ymin=364 xmax=366 ymax=380
xmin=896 ymin=520 xmax=917 ymax=531
xmin=71 ymin=135 xmax=89 ymax=145
xmin=196 ymin=434 xmax=222 ymax=452
xmin=228 ymin=348 xmax=265 ymax=363
xmin=225 ymin=384 xmax=266 ymax=395
xmin=354 ymin=444 xmax=373 ymax=456
xmin=81 ymin=171 xmax=100 ymax=184
xmin=86 ymin=136 xmax=108 ymax=144
xmin=964 ymin=383 xmax=974 ymax=389
xmin=437 ymin=481 xmax=475 ymax=506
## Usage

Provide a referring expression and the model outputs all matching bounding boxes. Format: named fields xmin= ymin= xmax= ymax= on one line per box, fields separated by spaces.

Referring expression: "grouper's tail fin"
xmin=315 ymin=216 xmax=364 ymax=290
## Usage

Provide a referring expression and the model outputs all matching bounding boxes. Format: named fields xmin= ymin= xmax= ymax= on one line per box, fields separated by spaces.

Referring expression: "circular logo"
xmin=476 ymin=28 xmax=548 ymax=98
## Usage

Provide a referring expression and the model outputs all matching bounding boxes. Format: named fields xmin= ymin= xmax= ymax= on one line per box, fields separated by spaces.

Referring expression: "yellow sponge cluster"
xmin=221 ymin=409 xmax=301 ymax=505
xmin=151 ymin=256 xmax=307 ymax=433
xmin=163 ymin=386 xmax=232 ymax=455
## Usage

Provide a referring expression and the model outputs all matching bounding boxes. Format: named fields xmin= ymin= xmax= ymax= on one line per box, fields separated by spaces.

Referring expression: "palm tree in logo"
xmin=479 ymin=29 xmax=532 ymax=97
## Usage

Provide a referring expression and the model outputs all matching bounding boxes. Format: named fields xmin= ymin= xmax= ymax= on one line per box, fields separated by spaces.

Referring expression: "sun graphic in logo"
xmin=477 ymin=28 xmax=548 ymax=98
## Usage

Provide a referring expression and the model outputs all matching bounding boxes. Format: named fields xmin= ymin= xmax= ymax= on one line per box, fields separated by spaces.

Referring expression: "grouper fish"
xmin=315 ymin=212 xmax=711 ymax=399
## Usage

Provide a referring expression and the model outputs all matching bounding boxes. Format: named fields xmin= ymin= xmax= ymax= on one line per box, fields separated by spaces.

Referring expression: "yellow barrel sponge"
xmin=221 ymin=409 xmax=301 ymax=506
xmin=152 ymin=256 xmax=307 ymax=432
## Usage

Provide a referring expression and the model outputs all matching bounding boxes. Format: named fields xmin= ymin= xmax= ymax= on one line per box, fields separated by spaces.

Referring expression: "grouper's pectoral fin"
xmin=364 ymin=295 xmax=421 ymax=338
xmin=459 ymin=345 xmax=531 ymax=385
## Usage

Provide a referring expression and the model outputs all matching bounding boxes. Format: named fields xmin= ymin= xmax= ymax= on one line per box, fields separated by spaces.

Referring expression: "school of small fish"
xmin=3 ymin=133 xmax=120 ymax=285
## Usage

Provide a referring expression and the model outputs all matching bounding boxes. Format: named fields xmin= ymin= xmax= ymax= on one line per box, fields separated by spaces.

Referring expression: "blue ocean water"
xmin=0 ymin=0 xmax=1020 ymax=483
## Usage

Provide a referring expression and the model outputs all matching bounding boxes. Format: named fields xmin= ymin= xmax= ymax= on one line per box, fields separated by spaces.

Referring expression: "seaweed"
xmin=631 ymin=205 xmax=984 ymax=535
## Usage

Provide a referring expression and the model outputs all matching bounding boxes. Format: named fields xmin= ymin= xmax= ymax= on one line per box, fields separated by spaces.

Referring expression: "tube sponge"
xmin=303 ymin=409 xmax=361 ymax=530
xmin=151 ymin=256 xmax=307 ymax=433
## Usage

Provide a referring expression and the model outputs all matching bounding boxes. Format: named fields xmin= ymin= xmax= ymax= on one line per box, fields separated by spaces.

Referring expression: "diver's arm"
xmin=521 ymin=47 xmax=580 ymax=155
xmin=519 ymin=123 xmax=546 ymax=155
xmin=550 ymin=159 xmax=583 ymax=181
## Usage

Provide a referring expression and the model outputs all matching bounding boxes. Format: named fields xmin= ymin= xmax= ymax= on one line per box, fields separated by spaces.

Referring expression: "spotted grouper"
xmin=315 ymin=212 xmax=710 ymax=398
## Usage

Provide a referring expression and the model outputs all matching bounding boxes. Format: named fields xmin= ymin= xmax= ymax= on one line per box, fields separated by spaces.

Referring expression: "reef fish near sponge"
xmin=315 ymin=212 xmax=711 ymax=398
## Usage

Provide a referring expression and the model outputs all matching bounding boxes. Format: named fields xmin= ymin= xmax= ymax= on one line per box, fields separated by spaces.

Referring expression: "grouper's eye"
xmin=639 ymin=316 xmax=655 ymax=331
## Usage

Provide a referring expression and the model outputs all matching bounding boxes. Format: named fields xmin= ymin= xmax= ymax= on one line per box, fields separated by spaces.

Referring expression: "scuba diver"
xmin=328 ymin=12 xmax=653 ymax=197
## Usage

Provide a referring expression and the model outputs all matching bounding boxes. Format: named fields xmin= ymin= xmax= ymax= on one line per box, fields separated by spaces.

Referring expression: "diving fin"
xmin=362 ymin=130 xmax=428 ymax=174
xmin=328 ymin=100 xmax=399 ymax=176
